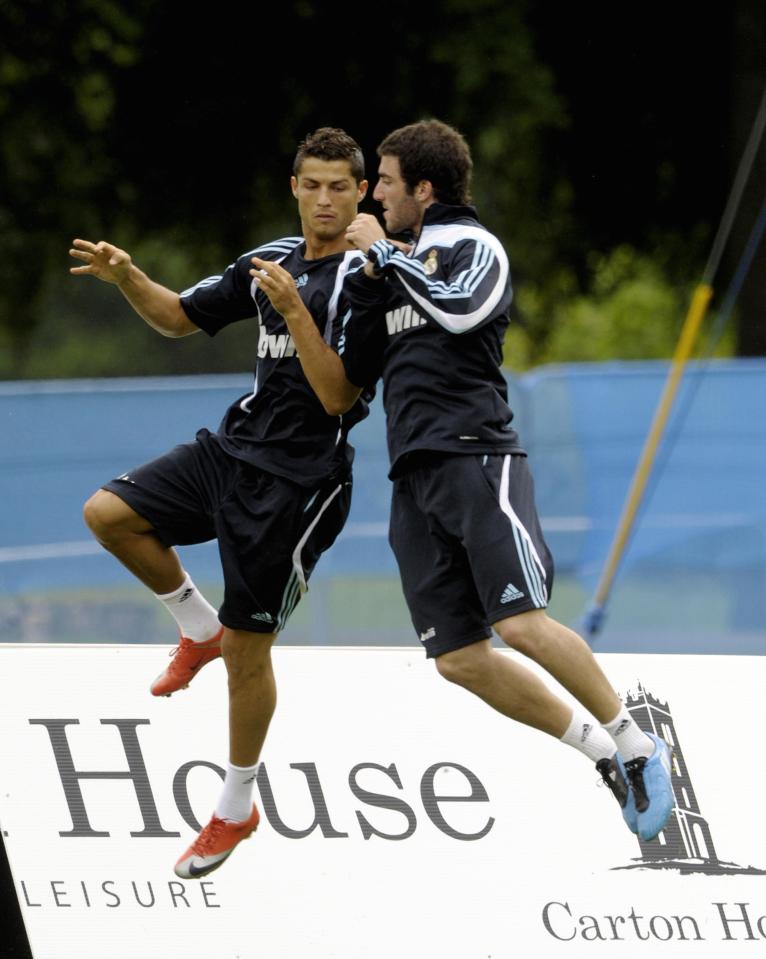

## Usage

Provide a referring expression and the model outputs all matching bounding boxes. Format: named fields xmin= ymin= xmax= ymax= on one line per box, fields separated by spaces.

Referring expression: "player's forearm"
xmin=117 ymin=265 xmax=198 ymax=338
xmin=281 ymin=303 xmax=360 ymax=415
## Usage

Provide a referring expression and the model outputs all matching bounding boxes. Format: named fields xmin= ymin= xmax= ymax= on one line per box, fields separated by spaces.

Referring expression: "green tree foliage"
xmin=0 ymin=0 xmax=150 ymax=365
xmin=427 ymin=0 xmax=573 ymax=280
xmin=505 ymin=245 xmax=735 ymax=370
xmin=0 ymin=0 xmax=752 ymax=378
xmin=1 ymin=0 xmax=574 ymax=378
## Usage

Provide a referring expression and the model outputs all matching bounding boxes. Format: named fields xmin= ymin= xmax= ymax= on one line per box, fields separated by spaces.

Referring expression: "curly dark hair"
xmin=377 ymin=119 xmax=473 ymax=205
xmin=293 ymin=127 xmax=365 ymax=183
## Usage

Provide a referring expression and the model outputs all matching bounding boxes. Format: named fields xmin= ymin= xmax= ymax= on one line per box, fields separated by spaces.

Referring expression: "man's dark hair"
xmin=377 ymin=119 xmax=473 ymax=205
xmin=293 ymin=127 xmax=365 ymax=183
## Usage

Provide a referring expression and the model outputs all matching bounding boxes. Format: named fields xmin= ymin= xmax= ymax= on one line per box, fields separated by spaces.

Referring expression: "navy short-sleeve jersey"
xmin=180 ymin=237 xmax=373 ymax=486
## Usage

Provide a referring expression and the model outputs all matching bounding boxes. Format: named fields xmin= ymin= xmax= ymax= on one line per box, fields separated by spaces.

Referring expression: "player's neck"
xmin=301 ymin=232 xmax=351 ymax=261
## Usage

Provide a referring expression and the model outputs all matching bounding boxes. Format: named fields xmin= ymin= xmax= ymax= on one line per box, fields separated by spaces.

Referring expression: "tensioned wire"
xmin=703 ymin=88 xmax=766 ymax=284
xmin=581 ymin=86 xmax=766 ymax=639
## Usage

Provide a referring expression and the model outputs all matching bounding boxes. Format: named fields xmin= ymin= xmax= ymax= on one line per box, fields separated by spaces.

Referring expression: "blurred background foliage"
xmin=0 ymin=0 xmax=763 ymax=379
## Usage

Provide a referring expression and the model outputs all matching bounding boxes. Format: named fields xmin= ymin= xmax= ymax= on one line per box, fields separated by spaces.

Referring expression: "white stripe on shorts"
xmin=498 ymin=455 xmax=548 ymax=607
xmin=290 ymin=483 xmax=344 ymax=593
xmin=276 ymin=570 xmax=301 ymax=631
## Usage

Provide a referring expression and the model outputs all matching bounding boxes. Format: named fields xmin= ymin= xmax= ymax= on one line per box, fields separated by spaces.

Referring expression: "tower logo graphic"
xmin=615 ymin=684 xmax=765 ymax=875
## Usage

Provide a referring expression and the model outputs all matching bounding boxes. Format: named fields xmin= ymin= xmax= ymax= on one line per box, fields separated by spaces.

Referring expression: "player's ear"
xmin=415 ymin=180 xmax=434 ymax=202
xmin=290 ymin=175 xmax=299 ymax=198
xmin=357 ymin=179 xmax=369 ymax=202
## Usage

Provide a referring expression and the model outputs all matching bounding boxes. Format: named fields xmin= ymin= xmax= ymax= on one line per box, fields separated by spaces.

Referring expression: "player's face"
xmin=291 ymin=158 xmax=367 ymax=243
xmin=373 ymin=155 xmax=422 ymax=234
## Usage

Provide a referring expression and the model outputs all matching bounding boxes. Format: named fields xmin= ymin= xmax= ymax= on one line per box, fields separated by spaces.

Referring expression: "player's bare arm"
xmin=69 ymin=238 xmax=199 ymax=338
xmin=250 ymin=256 xmax=361 ymax=416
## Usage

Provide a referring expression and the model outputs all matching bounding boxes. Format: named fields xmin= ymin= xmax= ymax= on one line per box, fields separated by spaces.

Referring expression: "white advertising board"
xmin=0 ymin=645 xmax=764 ymax=958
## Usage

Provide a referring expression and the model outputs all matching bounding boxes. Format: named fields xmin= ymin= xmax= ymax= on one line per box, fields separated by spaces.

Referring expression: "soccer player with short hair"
xmin=69 ymin=127 xmax=373 ymax=877
xmin=277 ymin=118 xmax=675 ymax=843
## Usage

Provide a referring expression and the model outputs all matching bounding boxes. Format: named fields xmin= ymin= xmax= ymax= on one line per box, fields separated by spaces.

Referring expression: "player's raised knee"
xmin=83 ymin=489 xmax=108 ymax=536
xmin=83 ymin=488 xmax=138 ymax=540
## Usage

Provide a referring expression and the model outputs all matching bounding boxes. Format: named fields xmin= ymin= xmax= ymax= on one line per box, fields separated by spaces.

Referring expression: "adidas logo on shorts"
xmin=500 ymin=582 xmax=524 ymax=604
xmin=250 ymin=611 xmax=274 ymax=624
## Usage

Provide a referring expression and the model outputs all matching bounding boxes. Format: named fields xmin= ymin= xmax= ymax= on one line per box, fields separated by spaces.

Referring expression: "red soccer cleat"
xmin=150 ymin=627 xmax=223 ymax=697
xmin=174 ymin=805 xmax=260 ymax=878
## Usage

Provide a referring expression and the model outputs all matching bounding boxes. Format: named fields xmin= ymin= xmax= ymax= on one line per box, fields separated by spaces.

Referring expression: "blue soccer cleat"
xmin=596 ymin=753 xmax=638 ymax=834
xmin=624 ymin=733 xmax=675 ymax=841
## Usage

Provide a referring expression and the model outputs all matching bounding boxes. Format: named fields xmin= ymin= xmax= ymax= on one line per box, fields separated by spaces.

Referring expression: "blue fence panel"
xmin=2 ymin=361 xmax=765 ymax=651
xmin=522 ymin=360 xmax=766 ymax=647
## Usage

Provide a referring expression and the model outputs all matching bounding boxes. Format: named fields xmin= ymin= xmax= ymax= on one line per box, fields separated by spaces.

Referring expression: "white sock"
xmin=155 ymin=572 xmax=220 ymax=643
xmin=215 ymin=762 xmax=260 ymax=822
xmin=603 ymin=704 xmax=654 ymax=761
xmin=560 ymin=708 xmax=616 ymax=764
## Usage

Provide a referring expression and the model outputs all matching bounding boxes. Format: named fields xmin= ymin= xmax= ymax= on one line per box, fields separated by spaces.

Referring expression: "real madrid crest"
xmin=423 ymin=249 xmax=438 ymax=276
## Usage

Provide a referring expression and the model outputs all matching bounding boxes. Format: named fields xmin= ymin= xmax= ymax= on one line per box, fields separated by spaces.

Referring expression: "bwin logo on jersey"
xmin=258 ymin=326 xmax=297 ymax=359
xmin=386 ymin=304 xmax=427 ymax=336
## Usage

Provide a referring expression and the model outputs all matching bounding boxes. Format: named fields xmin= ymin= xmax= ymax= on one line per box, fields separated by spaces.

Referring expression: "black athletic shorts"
xmin=102 ymin=429 xmax=352 ymax=633
xmin=389 ymin=453 xmax=554 ymax=658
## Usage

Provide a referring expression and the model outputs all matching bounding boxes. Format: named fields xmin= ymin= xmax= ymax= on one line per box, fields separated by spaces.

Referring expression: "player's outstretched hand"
xmin=69 ymin=239 xmax=132 ymax=285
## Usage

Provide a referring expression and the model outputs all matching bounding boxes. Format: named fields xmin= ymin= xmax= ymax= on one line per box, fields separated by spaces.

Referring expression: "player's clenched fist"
xmin=69 ymin=239 xmax=132 ymax=285
xmin=345 ymin=213 xmax=385 ymax=255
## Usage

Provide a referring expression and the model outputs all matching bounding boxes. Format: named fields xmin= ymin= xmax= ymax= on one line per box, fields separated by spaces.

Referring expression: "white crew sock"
xmin=603 ymin=704 xmax=655 ymax=761
xmin=560 ymin=708 xmax=617 ymax=764
xmin=155 ymin=572 xmax=220 ymax=643
xmin=215 ymin=762 xmax=260 ymax=823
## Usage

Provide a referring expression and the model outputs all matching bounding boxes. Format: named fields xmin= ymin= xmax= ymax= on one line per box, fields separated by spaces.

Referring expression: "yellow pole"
xmin=584 ymin=282 xmax=713 ymax=631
